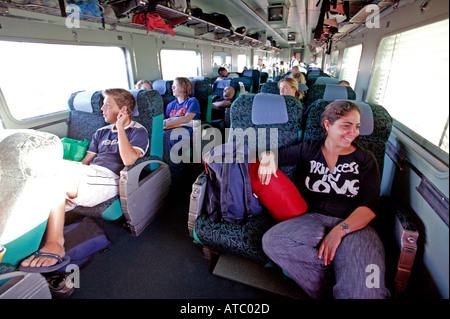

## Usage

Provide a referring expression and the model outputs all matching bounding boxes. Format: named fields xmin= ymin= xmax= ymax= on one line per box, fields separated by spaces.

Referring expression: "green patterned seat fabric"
xmin=194 ymin=94 xmax=303 ymax=264
xmin=191 ymin=78 xmax=213 ymax=122
xmin=260 ymin=81 xmax=280 ymax=95
xmin=304 ymin=84 xmax=356 ymax=107
xmin=67 ymin=89 xmax=165 ymax=218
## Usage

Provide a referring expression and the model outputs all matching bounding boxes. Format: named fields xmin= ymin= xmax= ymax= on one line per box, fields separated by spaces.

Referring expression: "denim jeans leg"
xmin=262 ymin=213 xmax=333 ymax=299
xmin=332 ymin=225 xmax=387 ymax=299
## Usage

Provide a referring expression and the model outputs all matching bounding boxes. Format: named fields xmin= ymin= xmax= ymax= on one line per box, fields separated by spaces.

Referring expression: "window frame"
xmin=160 ymin=48 xmax=202 ymax=80
xmin=0 ymin=40 xmax=131 ymax=122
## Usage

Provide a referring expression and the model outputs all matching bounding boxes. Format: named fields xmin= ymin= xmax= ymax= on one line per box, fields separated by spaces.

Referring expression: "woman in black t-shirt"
xmin=259 ymin=100 xmax=387 ymax=299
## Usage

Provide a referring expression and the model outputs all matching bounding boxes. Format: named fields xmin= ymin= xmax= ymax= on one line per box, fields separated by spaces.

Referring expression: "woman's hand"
xmin=258 ymin=151 xmax=278 ymax=185
xmin=318 ymin=226 xmax=346 ymax=266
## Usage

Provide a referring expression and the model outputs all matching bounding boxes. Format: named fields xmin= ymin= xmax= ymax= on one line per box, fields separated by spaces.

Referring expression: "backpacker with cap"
xmin=202 ymin=142 xmax=262 ymax=224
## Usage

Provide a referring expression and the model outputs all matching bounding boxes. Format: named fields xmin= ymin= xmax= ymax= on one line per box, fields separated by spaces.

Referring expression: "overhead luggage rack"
xmin=152 ymin=4 xmax=268 ymax=49
xmin=0 ymin=1 xmax=281 ymax=51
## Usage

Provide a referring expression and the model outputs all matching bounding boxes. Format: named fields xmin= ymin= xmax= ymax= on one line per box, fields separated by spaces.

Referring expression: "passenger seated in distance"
xmin=163 ymin=77 xmax=201 ymax=183
xmin=338 ymin=80 xmax=350 ymax=87
xmin=259 ymin=100 xmax=387 ymax=299
xmin=289 ymin=71 xmax=306 ymax=84
xmin=216 ymin=67 xmax=239 ymax=81
xmin=211 ymin=86 xmax=235 ymax=121
xmin=20 ymin=89 xmax=149 ymax=271
xmin=135 ymin=79 xmax=153 ymax=90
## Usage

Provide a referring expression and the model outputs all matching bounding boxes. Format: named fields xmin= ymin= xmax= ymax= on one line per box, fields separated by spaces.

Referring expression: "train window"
xmin=212 ymin=52 xmax=232 ymax=76
xmin=329 ymin=50 xmax=339 ymax=77
xmin=160 ymin=49 xmax=202 ymax=80
xmin=339 ymin=44 xmax=362 ymax=88
xmin=367 ymin=19 xmax=449 ymax=155
xmin=237 ymin=54 xmax=249 ymax=72
xmin=0 ymin=41 xmax=129 ymax=121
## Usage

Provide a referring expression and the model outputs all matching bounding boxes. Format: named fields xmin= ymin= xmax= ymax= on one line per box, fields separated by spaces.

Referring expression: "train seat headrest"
xmin=323 ymin=83 xmax=348 ymax=100
xmin=298 ymin=83 xmax=309 ymax=92
xmin=216 ymin=79 xmax=232 ymax=89
xmin=71 ymin=91 xmax=96 ymax=113
xmin=129 ymin=89 xmax=142 ymax=116
xmin=352 ymin=100 xmax=374 ymax=135
xmin=314 ymin=77 xmax=339 ymax=85
xmin=153 ymin=79 xmax=168 ymax=95
xmin=335 ymin=99 xmax=374 ymax=135
xmin=252 ymin=93 xmax=288 ymax=125
xmin=243 ymin=69 xmax=257 ymax=77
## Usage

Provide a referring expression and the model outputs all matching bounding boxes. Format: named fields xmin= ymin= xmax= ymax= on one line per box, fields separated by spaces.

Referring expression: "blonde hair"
xmin=290 ymin=72 xmax=306 ymax=84
xmin=278 ymin=78 xmax=302 ymax=99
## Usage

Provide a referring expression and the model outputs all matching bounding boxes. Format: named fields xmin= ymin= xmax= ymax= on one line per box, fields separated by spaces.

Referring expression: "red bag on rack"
xmin=133 ymin=13 xmax=175 ymax=36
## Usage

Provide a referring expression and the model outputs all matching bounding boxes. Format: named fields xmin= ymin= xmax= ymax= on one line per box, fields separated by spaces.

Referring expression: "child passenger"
xmin=163 ymin=77 xmax=201 ymax=183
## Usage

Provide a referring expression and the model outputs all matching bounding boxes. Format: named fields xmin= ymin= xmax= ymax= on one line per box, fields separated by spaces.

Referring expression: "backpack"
xmin=56 ymin=216 xmax=111 ymax=272
xmin=202 ymin=142 xmax=262 ymax=224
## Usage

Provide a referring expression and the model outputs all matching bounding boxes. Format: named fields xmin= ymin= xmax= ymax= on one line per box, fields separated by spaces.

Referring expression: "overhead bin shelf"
xmin=0 ymin=1 xmax=282 ymax=52
xmin=152 ymin=4 xmax=282 ymax=52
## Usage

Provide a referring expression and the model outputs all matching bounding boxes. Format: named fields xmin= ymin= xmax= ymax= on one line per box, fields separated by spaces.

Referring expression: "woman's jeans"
xmin=262 ymin=212 xmax=387 ymax=299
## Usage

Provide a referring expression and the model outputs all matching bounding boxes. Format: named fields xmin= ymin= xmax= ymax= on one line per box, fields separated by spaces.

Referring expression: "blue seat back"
xmin=152 ymin=79 xmax=175 ymax=108
xmin=305 ymin=83 xmax=356 ymax=107
xmin=228 ymin=93 xmax=303 ymax=180
xmin=67 ymin=90 xmax=106 ymax=141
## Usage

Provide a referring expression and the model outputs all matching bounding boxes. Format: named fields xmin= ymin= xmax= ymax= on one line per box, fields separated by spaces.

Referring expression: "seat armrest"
xmin=120 ymin=155 xmax=165 ymax=194
xmin=0 ymin=271 xmax=51 ymax=299
xmin=394 ymin=208 xmax=419 ymax=295
xmin=119 ymin=157 xmax=171 ymax=236
xmin=188 ymin=171 xmax=208 ymax=238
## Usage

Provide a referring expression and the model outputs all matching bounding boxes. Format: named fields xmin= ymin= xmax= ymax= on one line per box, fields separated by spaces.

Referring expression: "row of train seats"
xmin=152 ymin=77 xmax=213 ymax=123
xmin=212 ymin=69 xmax=266 ymax=94
xmin=0 ymin=88 xmax=174 ymax=298
xmin=0 ymin=88 xmax=173 ymax=278
xmin=188 ymin=68 xmax=419 ymax=296
xmin=261 ymin=70 xmax=357 ymax=113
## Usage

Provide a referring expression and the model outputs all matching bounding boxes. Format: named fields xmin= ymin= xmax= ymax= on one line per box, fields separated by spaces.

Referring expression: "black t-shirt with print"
xmin=278 ymin=140 xmax=381 ymax=219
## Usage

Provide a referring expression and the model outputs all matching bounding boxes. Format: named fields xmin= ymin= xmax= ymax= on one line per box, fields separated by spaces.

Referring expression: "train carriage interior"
xmin=0 ymin=0 xmax=448 ymax=306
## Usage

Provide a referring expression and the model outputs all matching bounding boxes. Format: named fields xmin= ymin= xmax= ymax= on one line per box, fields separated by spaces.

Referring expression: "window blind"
xmin=339 ymin=44 xmax=363 ymax=88
xmin=367 ymin=19 xmax=449 ymax=154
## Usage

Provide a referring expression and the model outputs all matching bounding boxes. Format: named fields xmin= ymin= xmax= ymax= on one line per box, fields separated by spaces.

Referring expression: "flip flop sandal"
xmin=18 ymin=251 xmax=71 ymax=273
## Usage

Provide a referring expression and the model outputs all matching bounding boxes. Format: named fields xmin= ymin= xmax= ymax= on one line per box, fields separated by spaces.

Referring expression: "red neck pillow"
xmin=248 ymin=160 xmax=307 ymax=222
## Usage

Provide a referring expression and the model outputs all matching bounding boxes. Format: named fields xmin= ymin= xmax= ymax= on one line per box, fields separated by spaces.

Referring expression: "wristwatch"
xmin=340 ymin=222 xmax=350 ymax=234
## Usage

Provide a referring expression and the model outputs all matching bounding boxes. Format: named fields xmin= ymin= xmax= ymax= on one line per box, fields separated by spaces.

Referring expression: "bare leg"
xmin=20 ymin=200 xmax=66 ymax=268
xmin=20 ymin=160 xmax=81 ymax=268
